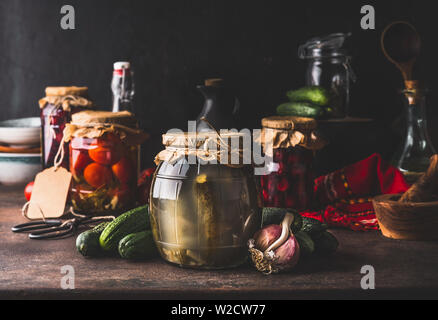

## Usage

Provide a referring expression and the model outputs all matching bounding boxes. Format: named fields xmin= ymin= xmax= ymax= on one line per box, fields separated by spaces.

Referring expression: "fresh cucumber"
xmin=100 ymin=205 xmax=150 ymax=251
xmin=286 ymin=86 xmax=330 ymax=106
xmin=76 ymin=221 xmax=110 ymax=257
xmin=276 ymin=102 xmax=324 ymax=118
xmin=118 ymin=230 xmax=157 ymax=260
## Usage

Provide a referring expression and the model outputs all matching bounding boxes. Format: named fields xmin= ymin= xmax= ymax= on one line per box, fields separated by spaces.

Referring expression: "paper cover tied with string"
xmin=257 ymin=116 xmax=328 ymax=156
xmin=154 ymin=130 xmax=250 ymax=167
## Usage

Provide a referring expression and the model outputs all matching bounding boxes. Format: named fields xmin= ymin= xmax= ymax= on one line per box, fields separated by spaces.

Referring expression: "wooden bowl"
xmin=373 ymin=194 xmax=438 ymax=241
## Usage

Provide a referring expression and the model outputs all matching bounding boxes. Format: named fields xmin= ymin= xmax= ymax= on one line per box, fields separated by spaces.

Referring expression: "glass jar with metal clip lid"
xmin=298 ymin=33 xmax=356 ymax=118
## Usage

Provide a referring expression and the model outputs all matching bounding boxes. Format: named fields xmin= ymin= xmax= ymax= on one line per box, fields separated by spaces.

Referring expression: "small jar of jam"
xmin=259 ymin=116 xmax=327 ymax=210
xmin=39 ymin=87 xmax=93 ymax=169
xmin=65 ymin=110 xmax=148 ymax=215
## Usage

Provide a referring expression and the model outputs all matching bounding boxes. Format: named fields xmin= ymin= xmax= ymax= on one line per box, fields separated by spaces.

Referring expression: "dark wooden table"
xmin=1 ymin=185 xmax=437 ymax=300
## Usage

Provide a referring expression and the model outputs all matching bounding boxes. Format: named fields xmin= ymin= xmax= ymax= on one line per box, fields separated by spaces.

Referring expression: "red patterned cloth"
xmin=300 ymin=153 xmax=410 ymax=231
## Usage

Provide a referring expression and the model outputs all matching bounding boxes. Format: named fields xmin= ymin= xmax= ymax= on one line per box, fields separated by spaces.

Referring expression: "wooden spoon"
xmin=381 ymin=21 xmax=421 ymax=81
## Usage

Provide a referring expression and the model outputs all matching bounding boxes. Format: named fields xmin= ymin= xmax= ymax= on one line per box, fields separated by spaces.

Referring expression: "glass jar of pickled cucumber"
xmin=39 ymin=87 xmax=93 ymax=169
xmin=64 ymin=110 xmax=148 ymax=215
xmin=260 ymin=116 xmax=327 ymax=210
xmin=151 ymin=131 xmax=262 ymax=269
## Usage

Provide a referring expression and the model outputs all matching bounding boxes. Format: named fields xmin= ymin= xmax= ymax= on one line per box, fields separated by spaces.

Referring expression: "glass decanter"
xmin=392 ymin=81 xmax=436 ymax=183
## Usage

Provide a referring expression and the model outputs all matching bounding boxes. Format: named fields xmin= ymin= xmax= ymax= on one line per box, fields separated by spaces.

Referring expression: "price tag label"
xmin=26 ymin=167 xmax=72 ymax=220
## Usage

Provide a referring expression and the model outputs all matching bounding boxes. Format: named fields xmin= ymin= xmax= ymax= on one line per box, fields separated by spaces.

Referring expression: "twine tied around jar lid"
xmin=53 ymin=110 xmax=149 ymax=170
xmin=258 ymin=116 xmax=328 ymax=156
xmin=155 ymin=117 xmax=248 ymax=167
xmin=39 ymin=86 xmax=93 ymax=111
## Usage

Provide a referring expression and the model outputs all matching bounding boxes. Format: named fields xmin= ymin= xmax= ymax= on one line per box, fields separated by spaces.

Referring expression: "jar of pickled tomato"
xmin=260 ymin=116 xmax=327 ymax=210
xmin=64 ymin=110 xmax=148 ymax=215
xmin=39 ymin=87 xmax=93 ymax=169
xmin=151 ymin=131 xmax=262 ymax=269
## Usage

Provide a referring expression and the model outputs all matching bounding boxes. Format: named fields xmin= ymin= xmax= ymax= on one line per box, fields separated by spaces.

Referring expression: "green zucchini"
xmin=76 ymin=221 xmax=110 ymax=257
xmin=276 ymin=102 xmax=324 ymax=118
xmin=118 ymin=230 xmax=157 ymax=260
xmin=295 ymin=231 xmax=315 ymax=257
xmin=286 ymin=86 xmax=330 ymax=106
xmin=99 ymin=205 xmax=150 ymax=251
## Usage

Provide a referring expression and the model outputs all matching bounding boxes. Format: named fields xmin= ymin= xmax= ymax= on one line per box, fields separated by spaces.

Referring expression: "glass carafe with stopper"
xmin=392 ymin=81 xmax=436 ymax=183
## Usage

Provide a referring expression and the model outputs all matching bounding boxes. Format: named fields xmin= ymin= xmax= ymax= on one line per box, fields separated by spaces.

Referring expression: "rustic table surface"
xmin=1 ymin=185 xmax=437 ymax=299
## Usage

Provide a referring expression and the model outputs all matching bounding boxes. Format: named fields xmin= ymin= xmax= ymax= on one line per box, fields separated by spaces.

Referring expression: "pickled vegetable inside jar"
xmin=151 ymin=131 xmax=262 ymax=269
xmin=259 ymin=116 xmax=327 ymax=210
xmin=39 ymin=86 xmax=93 ymax=169
xmin=64 ymin=110 xmax=148 ymax=215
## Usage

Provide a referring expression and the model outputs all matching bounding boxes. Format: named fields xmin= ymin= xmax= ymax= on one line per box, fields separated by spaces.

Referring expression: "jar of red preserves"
xmin=64 ymin=110 xmax=148 ymax=215
xmin=39 ymin=87 xmax=93 ymax=169
xmin=259 ymin=116 xmax=327 ymax=210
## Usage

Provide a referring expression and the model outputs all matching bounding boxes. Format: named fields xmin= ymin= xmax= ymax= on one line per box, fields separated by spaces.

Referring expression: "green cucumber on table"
xmin=99 ymin=205 xmax=150 ymax=252
xmin=118 ymin=230 xmax=157 ymax=260
xmin=76 ymin=221 xmax=110 ymax=257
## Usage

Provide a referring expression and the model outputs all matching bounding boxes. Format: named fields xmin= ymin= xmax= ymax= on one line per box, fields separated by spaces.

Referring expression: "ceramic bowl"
xmin=0 ymin=117 xmax=41 ymax=147
xmin=0 ymin=153 xmax=41 ymax=186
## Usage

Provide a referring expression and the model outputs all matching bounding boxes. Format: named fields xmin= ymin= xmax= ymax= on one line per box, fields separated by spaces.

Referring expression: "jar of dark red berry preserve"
xmin=39 ymin=87 xmax=93 ymax=169
xmin=260 ymin=116 xmax=327 ymax=210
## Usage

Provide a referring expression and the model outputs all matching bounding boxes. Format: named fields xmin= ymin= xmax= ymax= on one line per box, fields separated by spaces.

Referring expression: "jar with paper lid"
xmin=64 ymin=110 xmax=148 ymax=215
xmin=39 ymin=86 xmax=93 ymax=169
xmin=260 ymin=116 xmax=327 ymax=209
xmin=150 ymin=131 xmax=261 ymax=269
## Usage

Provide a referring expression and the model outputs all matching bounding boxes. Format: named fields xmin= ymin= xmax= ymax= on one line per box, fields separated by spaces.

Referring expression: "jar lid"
xmin=261 ymin=116 xmax=317 ymax=131
xmin=298 ymin=32 xmax=350 ymax=59
xmin=65 ymin=110 xmax=148 ymax=145
xmin=45 ymin=86 xmax=89 ymax=97
xmin=259 ymin=116 xmax=327 ymax=152
xmin=39 ymin=86 xmax=93 ymax=110
xmin=71 ymin=110 xmax=138 ymax=128
xmin=155 ymin=131 xmax=249 ymax=167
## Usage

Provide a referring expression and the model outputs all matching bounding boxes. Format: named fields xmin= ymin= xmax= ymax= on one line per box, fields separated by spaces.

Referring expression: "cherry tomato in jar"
xmin=88 ymin=134 xmax=123 ymax=166
xmin=112 ymin=157 xmax=134 ymax=184
xmin=24 ymin=181 xmax=34 ymax=201
xmin=71 ymin=149 xmax=92 ymax=177
xmin=83 ymin=163 xmax=113 ymax=188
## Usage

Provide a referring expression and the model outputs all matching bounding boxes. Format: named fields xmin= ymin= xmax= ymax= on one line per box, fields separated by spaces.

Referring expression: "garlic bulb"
xmin=248 ymin=212 xmax=300 ymax=274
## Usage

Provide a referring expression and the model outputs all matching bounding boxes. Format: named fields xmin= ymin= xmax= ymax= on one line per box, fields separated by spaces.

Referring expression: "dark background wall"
xmin=1 ymin=0 xmax=437 ymax=172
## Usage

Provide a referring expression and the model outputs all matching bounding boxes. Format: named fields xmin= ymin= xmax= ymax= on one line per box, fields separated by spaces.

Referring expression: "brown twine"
xmin=155 ymin=117 xmax=246 ymax=167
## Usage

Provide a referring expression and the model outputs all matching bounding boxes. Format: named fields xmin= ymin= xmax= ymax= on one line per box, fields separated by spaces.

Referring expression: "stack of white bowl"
xmin=0 ymin=117 xmax=42 ymax=186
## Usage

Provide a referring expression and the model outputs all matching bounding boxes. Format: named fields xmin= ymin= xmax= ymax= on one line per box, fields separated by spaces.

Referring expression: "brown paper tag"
xmin=26 ymin=167 xmax=72 ymax=220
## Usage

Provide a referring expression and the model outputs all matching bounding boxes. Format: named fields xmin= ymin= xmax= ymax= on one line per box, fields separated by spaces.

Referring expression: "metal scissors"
xmin=11 ymin=216 xmax=112 ymax=240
